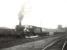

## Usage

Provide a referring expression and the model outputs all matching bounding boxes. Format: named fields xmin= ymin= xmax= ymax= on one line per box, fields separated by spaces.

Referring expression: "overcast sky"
xmin=0 ymin=0 xmax=67 ymax=29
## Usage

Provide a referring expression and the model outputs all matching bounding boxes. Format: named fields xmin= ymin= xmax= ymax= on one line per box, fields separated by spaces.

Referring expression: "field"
xmin=0 ymin=33 xmax=66 ymax=50
xmin=0 ymin=32 xmax=66 ymax=49
xmin=0 ymin=28 xmax=66 ymax=49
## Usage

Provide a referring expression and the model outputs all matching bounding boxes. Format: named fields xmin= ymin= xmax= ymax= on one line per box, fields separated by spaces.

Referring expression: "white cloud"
xmin=23 ymin=0 xmax=67 ymax=28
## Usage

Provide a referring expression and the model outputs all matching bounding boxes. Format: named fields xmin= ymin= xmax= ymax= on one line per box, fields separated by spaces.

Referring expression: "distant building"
xmin=57 ymin=25 xmax=63 ymax=29
xmin=62 ymin=27 xmax=67 ymax=32
xmin=41 ymin=27 xmax=65 ymax=35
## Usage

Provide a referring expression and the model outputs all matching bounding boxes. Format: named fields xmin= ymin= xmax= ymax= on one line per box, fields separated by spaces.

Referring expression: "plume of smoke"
xmin=18 ymin=5 xmax=25 ymax=26
xmin=18 ymin=0 xmax=32 ymax=26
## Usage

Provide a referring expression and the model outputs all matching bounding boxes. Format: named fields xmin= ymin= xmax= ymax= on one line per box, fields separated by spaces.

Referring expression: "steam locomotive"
xmin=0 ymin=25 xmax=65 ymax=38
